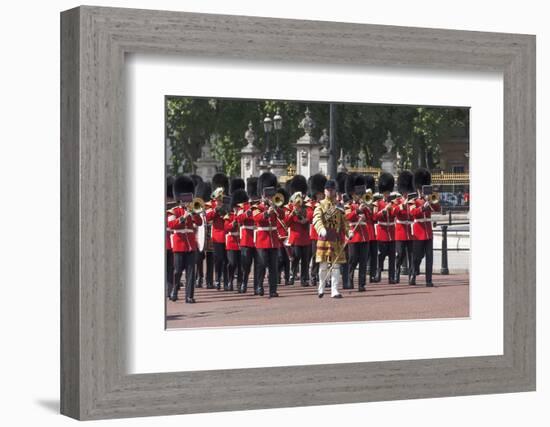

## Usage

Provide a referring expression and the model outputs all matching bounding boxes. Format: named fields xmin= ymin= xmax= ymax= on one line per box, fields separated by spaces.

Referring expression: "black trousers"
xmin=368 ymin=240 xmax=378 ymax=279
xmin=310 ymin=240 xmax=319 ymax=284
xmin=213 ymin=242 xmax=228 ymax=287
xmin=378 ymin=241 xmax=396 ymax=281
xmin=166 ymin=249 xmax=174 ymax=296
xmin=347 ymin=241 xmax=369 ymax=288
xmin=340 ymin=248 xmax=349 ymax=289
xmin=240 ymin=246 xmax=255 ymax=289
xmin=173 ymin=251 xmax=196 ymax=300
xmin=395 ymin=240 xmax=413 ymax=282
xmin=412 ymin=239 xmax=434 ymax=283
xmin=256 ymin=248 xmax=278 ymax=295
xmin=291 ymin=244 xmax=311 ymax=284
xmin=195 ymin=250 xmax=214 ymax=286
xmin=278 ymin=247 xmax=290 ymax=284
xmin=227 ymin=250 xmax=242 ymax=288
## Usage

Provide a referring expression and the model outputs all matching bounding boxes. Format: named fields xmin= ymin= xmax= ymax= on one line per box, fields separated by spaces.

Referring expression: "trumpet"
xmin=188 ymin=197 xmax=206 ymax=214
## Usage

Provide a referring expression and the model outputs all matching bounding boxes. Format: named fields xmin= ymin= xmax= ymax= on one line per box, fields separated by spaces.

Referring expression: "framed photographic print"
xmin=60 ymin=5 xmax=535 ymax=420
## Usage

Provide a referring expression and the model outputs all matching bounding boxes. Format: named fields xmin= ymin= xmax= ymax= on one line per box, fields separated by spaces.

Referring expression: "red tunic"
xmin=394 ymin=197 xmax=414 ymax=241
xmin=410 ymin=198 xmax=441 ymax=240
xmin=166 ymin=211 xmax=172 ymax=250
xmin=307 ymin=201 xmax=319 ymax=241
xmin=205 ymin=199 xmax=226 ymax=244
xmin=224 ymin=211 xmax=241 ymax=251
xmin=167 ymin=206 xmax=203 ymax=252
xmin=252 ymin=203 xmax=283 ymax=249
xmin=285 ymin=205 xmax=311 ymax=246
xmin=373 ymin=199 xmax=396 ymax=242
xmin=345 ymin=201 xmax=371 ymax=243
xmin=236 ymin=202 xmax=256 ymax=248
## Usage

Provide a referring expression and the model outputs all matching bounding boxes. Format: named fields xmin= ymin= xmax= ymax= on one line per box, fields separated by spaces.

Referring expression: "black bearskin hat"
xmin=309 ymin=173 xmax=327 ymax=197
xmin=166 ymin=176 xmax=174 ymax=199
xmin=212 ymin=173 xmax=229 ymax=194
xmin=284 ymin=179 xmax=292 ymax=194
xmin=397 ymin=170 xmax=414 ymax=194
xmin=197 ymin=181 xmax=212 ymax=202
xmin=289 ymin=175 xmax=308 ymax=195
xmin=363 ymin=174 xmax=375 ymax=192
xmin=247 ymin=177 xmax=258 ymax=199
xmin=231 ymin=189 xmax=249 ymax=208
xmin=377 ymin=172 xmax=395 ymax=193
xmin=276 ymin=186 xmax=290 ymax=205
xmin=173 ymin=175 xmax=195 ymax=200
xmin=413 ymin=168 xmax=431 ymax=190
xmin=336 ymin=172 xmax=348 ymax=194
xmin=230 ymin=177 xmax=245 ymax=194
xmin=189 ymin=174 xmax=203 ymax=189
xmin=258 ymin=172 xmax=278 ymax=196
xmin=345 ymin=174 xmax=367 ymax=196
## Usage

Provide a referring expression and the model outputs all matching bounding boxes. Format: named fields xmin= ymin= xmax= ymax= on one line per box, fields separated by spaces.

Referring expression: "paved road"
xmin=166 ymin=273 xmax=469 ymax=329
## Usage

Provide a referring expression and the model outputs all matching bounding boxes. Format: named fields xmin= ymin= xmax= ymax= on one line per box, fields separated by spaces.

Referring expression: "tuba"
xmin=272 ymin=192 xmax=286 ymax=207
xmin=428 ymin=193 xmax=440 ymax=204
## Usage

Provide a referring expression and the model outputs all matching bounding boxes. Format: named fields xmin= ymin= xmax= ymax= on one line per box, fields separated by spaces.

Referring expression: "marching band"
xmin=166 ymin=169 xmax=440 ymax=302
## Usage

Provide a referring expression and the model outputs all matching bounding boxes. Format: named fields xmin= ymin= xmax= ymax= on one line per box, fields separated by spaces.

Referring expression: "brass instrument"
xmin=428 ymin=193 xmax=440 ymax=204
xmin=360 ymin=191 xmax=374 ymax=205
xmin=271 ymin=192 xmax=286 ymax=208
xmin=188 ymin=197 xmax=206 ymax=214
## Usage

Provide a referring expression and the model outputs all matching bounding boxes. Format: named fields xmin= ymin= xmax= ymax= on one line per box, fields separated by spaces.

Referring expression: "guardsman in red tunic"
xmin=307 ymin=174 xmax=327 ymax=289
xmin=194 ymin=181 xmax=214 ymax=289
xmin=363 ymin=175 xmax=379 ymax=283
xmin=373 ymin=172 xmax=397 ymax=284
xmin=167 ymin=176 xmax=203 ymax=303
xmin=336 ymin=172 xmax=350 ymax=290
xmin=286 ymin=175 xmax=312 ymax=286
xmin=276 ymin=187 xmax=291 ymax=287
xmin=252 ymin=172 xmax=283 ymax=298
xmin=394 ymin=170 xmax=415 ymax=284
xmin=165 ymin=176 xmax=175 ymax=298
xmin=205 ymin=173 xmax=229 ymax=290
xmin=235 ymin=178 xmax=258 ymax=294
xmin=409 ymin=168 xmax=441 ymax=287
xmin=344 ymin=175 xmax=371 ymax=291
xmin=224 ymin=189 xmax=248 ymax=292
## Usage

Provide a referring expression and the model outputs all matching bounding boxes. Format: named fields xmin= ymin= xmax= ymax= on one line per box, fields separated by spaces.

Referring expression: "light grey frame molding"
xmin=61 ymin=5 xmax=536 ymax=420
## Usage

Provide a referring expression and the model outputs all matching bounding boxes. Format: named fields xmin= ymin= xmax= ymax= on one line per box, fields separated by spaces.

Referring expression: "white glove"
xmin=319 ymin=228 xmax=327 ymax=238
xmin=348 ymin=231 xmax=354 ymax=239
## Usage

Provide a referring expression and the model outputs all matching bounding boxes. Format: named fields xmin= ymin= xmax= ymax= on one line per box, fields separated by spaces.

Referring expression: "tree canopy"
xmin=166 ymin=97 xmax=469 ymax=176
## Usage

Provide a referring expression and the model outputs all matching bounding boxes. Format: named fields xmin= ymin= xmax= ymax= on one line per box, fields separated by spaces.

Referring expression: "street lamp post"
xmin=273 ymin=108 xmax=283 ymax=159
xmin=263 ymin=113 xmax=273 ymax=163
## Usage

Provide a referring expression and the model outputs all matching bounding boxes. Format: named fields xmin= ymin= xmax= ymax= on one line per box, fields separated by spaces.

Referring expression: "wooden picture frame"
xmin=60 ymin=5 xmax=536 ymax=420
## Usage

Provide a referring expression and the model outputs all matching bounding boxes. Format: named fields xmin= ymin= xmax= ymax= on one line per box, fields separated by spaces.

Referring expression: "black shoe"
xmin=332 ymin=294 xmax=343 ymax=299
xmin=169 ymin=291 xmax=178 ymax=302
xmin=369 ymin=276 xmax=376 ymax=283
xmin=254 ymin=288 xmax=259 ymax=295
xmin=409 ymin=277 xmax=416 ymax=286
xmin=269 ymin=292 xmax=279 ymax=298
xmin=215 ymin=282 xmax=221 ymax=291
xmin=358 ymin=285 xmax=366 ymax=292
xmin=318 ymin=293 xmax=324 ymax=298
xmin=196 ymin=278 xmax=203 ymax=288
xmin=258 ymin=288 xmax=264 ymax=296
xmin=288 ymin=277 xmax=295 ymax=286
xmin=185 ymin=297 xmax=196 ymax=303
xmin=240 ymin=284 xmax=247 ymax=294
xmin=389 ymin=279 xmax=397 ymax=285
xmin=206 ymin=283 xmax=214 ymax=289
xmin=301 ymin=281 xmax=310 ymax=287
xmin=374 ymin=269 xmax=382 ymax=283
xmin=426 ymin=281 xmax=434 ymax=287
xmin=228 ymin=284 xmax=234 ymax=292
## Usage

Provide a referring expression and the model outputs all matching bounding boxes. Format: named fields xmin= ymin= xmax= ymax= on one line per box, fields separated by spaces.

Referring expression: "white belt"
xmin=227 ymin=232 xmax=239 ymax=236
xmin=173 ymin=229 xmax=194 ymax=234
xmin=240 ymin=225 xmax=255 ymax=230
xmin=349 ymin=221 xmax=366 ymax=226
xmin=414 ymin=218 xmax=433 ymax=223
xmin=377 ymin=222 xmax=395 ymax=226
xmin=256 ymin=227 xmax=276 ymax=231
xmin=395 ymin=220 xmax=412 ymax=224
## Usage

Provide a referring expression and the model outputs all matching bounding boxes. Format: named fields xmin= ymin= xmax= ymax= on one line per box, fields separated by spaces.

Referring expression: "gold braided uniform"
xmin=313 ymin=198 xmax=349 ymax=264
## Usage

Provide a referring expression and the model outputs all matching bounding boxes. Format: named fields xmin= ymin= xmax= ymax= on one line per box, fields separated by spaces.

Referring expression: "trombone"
xmin=188 ymin=197 xmax=206 ymax=214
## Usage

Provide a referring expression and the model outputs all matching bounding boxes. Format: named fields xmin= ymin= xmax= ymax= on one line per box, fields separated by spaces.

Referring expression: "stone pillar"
xmin=379 ymin=130 xmax=398 ymax=175
xmin=318 ymin=128 xmax=329 ymax=176
xmin=240 ymin=121 xmax=261 ymax=181
xmin=296 ymin=108 xmax=320 ymax=177
xmin=194 ymin=140 xmax=221 ymax=182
